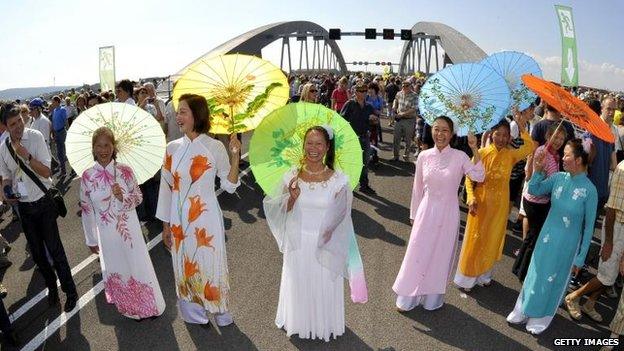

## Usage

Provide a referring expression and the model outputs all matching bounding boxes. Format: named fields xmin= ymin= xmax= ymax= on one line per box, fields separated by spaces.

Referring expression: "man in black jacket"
xmin=340 ymin=83 xmax=377 ymax=195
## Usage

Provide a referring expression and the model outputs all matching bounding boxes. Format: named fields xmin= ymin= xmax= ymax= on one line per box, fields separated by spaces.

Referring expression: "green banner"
xmin=99 ymin=46 xmax=116 ymax=93
xmin=555 ymin=5 xmax=578 ymax=86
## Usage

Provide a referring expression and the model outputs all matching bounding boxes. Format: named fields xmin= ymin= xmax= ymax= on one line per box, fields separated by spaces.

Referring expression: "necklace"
xmin=303 ymin=165 xmax=328 ymax=175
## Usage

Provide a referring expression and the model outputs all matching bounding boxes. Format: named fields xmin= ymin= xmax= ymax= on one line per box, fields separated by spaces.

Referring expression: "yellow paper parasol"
xmin=172 ymin=54 xmax=289 ymax=134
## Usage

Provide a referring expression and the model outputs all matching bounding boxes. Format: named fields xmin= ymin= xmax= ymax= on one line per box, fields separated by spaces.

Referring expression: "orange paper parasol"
xmin=521 ymin=75 xmax=614 ymax=143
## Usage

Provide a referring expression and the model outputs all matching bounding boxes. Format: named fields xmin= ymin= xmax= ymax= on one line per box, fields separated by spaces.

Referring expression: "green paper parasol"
xmin=250 ymin=102 xmax=362 ymax=195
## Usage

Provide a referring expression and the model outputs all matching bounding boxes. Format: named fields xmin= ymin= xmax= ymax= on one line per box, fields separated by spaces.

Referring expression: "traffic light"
xmin=375 ymin=62 xmax=380 ymax=66
xmin=401 ymin=29 xmax=413 ymax=41
xmin=383 ymin=29 xmax=394 ymax=40
xmin=365 ymin=28 xmax=376 ymax=39
xmin=352 ymin=61 xmax=357 ymax=65
xmin=329 ymin=28 xmax=341 ymax=40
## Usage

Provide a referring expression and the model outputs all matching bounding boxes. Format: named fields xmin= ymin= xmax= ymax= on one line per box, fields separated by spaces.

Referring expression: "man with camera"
xmin=0 ymin=104 xmax=78 ymax=313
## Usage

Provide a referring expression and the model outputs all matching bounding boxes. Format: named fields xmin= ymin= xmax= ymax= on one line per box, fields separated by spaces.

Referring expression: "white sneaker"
xmin=506 ymin=310 xmax=527 ymax=324
xmin=215 ymin=312 xmax=233 ymax=327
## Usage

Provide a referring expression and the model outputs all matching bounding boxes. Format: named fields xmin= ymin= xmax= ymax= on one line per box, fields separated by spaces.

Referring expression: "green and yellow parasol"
xmin=249 ymin=102 xmax=362 ymax=195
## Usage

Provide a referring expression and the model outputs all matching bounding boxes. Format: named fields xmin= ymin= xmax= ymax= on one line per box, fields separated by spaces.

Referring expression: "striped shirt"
xmin=606 ymin=161 xmax=624 ymax=223
xmin=524 ymin=145 xmax=559 ymax=204
xmin=393 ymin=90 xmax=418 ymax=119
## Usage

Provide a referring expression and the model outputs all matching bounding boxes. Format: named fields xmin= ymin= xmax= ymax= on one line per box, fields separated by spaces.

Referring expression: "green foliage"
xmin=228 ymin=82 xmax=283 ymax=132
xmin=269 ymin=128 xmax=295 ymax=167
xmin=420 ymin=78 xmax=497 ymax=132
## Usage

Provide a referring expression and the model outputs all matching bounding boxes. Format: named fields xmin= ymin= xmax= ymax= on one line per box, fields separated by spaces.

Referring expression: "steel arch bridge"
xmin=398 ymin=21 xmax=487 ymax=75
xmin=174 ymin=21 xmax=349 ymax=78
xmin=171 ymin=20 xmax=486 ymax=79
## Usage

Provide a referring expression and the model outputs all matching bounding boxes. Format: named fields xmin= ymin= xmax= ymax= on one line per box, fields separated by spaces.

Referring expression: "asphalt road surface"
xmin=0 ymin=125 xmax=619 ymax=351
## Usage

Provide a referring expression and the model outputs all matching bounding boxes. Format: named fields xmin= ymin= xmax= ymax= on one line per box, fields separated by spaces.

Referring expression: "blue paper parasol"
xmin=481 ymin=51 xmax=542 ymax=113
xmin=418 ymin=63 xmax=511 ymax=136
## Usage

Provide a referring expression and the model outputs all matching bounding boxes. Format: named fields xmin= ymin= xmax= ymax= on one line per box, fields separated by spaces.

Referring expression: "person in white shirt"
xmin=115 ymin=79 xmax=136 ymax=106
xmin=27 ymin=98 xmax=51 ymax=146
xmin=0 ymin=104 xmax=78 ymax=312
xmin=164 ymin=99 xmax=183 ymax=142
xmin=64 ymin=97 xmax=77 ymax=126
xmin=28 ymin=98 xmax=59 ymax=173
xmin=144 ymin=82 xmax=166 ymax=125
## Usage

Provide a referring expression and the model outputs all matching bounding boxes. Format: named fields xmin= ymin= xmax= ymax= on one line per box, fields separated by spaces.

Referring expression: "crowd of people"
xmin=0 ymin=71 xmax=623 ymax=349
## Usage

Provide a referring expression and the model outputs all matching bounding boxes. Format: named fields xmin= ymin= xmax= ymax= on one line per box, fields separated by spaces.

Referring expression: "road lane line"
xmin=22 ymin=164 xmax=251 ymax=350
xmin=9 ymin=254 xmax=99 ymax=323
xmin=9 ymin=152 xmax=249 ymax=324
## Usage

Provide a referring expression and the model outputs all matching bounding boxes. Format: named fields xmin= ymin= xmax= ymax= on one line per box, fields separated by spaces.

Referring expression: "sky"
xmin=1 ymin=0 xmax=622 ymax=91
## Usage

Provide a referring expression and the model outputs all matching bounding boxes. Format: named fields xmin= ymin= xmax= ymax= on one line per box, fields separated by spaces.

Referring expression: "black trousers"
xmin=0 ymin=298 xmax=11 ymax=335
xmin=512 ymin=198 xmax=550 ymax=281
xmin=138 ymin=172 xmax=161 ymax=221
xmin=18 ymin=197 xmax=77 ymax=297
xmin=357 ymin=134 xmax=370 ymax=187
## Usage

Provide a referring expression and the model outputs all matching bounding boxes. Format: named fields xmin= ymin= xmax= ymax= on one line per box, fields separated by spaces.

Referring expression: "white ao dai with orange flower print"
xmin=156 ymin=134 xmax=239 ymax=323
xmin=80 ymin=161 xmax=165 ymax=319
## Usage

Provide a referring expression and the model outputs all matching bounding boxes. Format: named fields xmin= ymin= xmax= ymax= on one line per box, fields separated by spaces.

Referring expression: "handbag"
xmin=5 ymin=139 xmax=67 ymax=217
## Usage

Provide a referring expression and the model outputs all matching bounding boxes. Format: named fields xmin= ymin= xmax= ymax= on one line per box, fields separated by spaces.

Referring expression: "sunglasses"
xmin=356 ymin=89 xmax=367 ymax=93
xmin=309 ymin=89 xmax=318 ymax=93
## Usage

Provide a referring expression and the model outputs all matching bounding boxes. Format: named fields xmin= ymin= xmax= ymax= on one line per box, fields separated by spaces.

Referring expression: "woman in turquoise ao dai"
xmin=507 ymin=139 xmax=597 ymax=334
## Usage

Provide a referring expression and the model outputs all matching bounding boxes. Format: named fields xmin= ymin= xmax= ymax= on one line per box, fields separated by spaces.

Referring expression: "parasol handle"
xmin=228 ymin=106 xmax=240 ymax=153
xmin=545 ymin=120 xmax=564 ymax=150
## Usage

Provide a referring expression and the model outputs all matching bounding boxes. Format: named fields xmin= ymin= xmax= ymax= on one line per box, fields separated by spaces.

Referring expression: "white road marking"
xmin=22 ymin=161 xmax=251 ymax=351
xmin=10 ymin=153 xmax=249 ymax=324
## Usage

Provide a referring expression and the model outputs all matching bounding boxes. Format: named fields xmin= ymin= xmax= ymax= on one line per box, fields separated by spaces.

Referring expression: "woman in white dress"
xmin=80 ymin=126 xmax=165 ymax=319
xmin=156 ymin=94 xmax=241 ymax=327
xmin=264 ymin=126 xmax=368 ymax=342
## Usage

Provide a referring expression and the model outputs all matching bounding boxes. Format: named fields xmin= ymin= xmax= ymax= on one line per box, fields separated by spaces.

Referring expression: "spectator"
xmin=331 ymin=77 xmax=349 ymax=112
xmin=340 ymin=83 xmax=377 ymax=195
xmin=28 ymin=98 xmax=58 ymax=172
xmin=299 ymin=83 xmax=318 ymax=103
xmin=135 ymin=86 xmax=157 ymax=117
xmin=0 ymin=105 xmax=78 ymax=312
xmin=134 ymin=86 xmax=160 ymax=222
xmin=385 ymin=78 xmax=400 ymax=121
xmin=50 ymin=96 xmax=68 ymax=176
xmin=86 ymin=93 xmax=104 ymax=108
xmin=20 ymin=104 xmax=32 ymax=128
xmin=164 ymin=101 xmax=183 ymax=142
xmin=144 ymin=82 xmax=166 ymax=127
xmin=366 ymin=82 xmax=384 ymax=145
xmin=28 ymin=98 xmax=52 ymax=146
xmin=585 ymin=97 xmax=618 ymax=214
xmin=391 ymin=81 xmax=418 ymax=162
xmin=64 ymin=97 xmax=77 ymax=127
xmin=115 ymin=79 xmax=136 ymax=105
xmin=75 ymin=94 xmax=86 ymax=115
xmin=531 ymin=102 xmax=575 ymax=148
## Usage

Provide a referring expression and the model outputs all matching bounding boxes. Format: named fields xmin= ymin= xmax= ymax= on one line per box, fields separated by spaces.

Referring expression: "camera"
xmin=3 ymin=185 xmax=21 ymax=200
